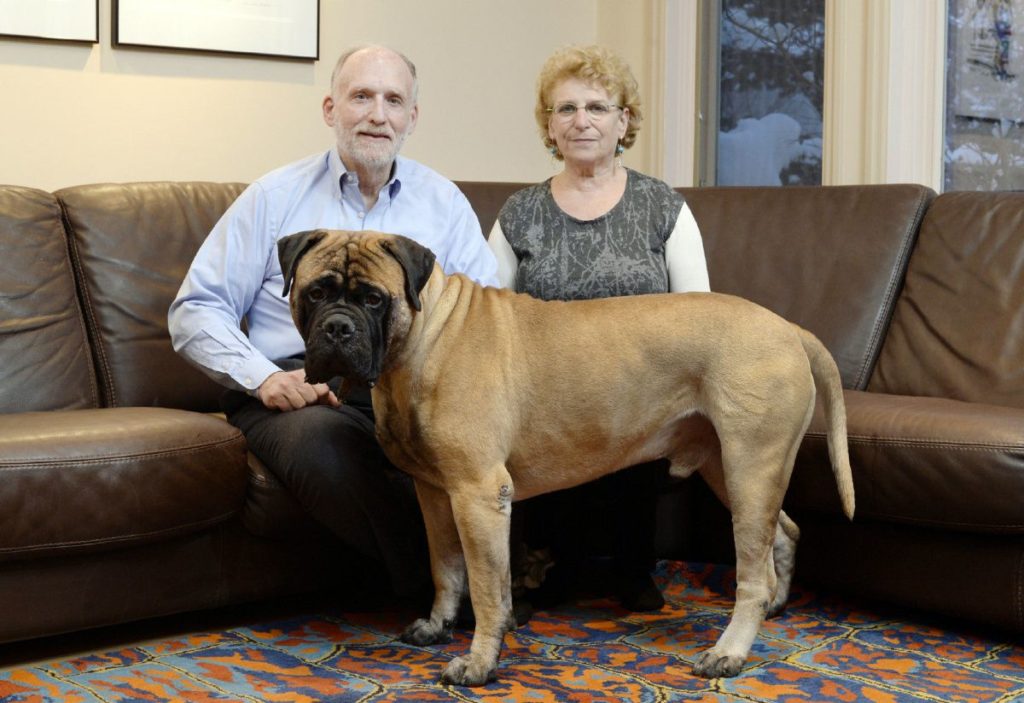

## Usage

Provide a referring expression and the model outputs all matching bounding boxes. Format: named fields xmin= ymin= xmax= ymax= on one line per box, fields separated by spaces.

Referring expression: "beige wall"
xmin=0 ymin=0 xmax=659 ymax=191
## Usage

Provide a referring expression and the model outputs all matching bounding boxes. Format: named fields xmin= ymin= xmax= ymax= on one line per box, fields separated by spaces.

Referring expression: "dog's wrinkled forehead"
xmin=296 ymin=231 xmax=403 ymax=293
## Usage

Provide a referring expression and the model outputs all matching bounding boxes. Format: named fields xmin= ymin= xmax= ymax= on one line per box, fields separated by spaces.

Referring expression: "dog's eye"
xmin=364 ymin=291 xmax=383 ymax=308
xmin=307 ymin=287 xmax=326 ymax=303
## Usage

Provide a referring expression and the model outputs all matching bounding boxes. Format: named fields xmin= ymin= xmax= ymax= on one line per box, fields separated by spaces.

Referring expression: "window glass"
xmin=715 ymin=0 xmax=825 ymax=186
xmin=945 ymin=0 xmax=1024 ymax=191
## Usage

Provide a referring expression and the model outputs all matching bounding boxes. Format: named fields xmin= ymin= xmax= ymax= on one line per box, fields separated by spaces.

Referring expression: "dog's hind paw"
xmin=440 ymin=654 xmax=497 ymax=686
xmin=401 ymin=617 xmax=453 ymax=646
xmin=692 ymin=649 xmax=745 ymax=678
xmin=766 ymin=588 xmax=790 ymax=618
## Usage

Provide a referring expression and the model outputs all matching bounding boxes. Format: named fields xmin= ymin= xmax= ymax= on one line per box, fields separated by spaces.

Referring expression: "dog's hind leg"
xmin=693 ymin=437 xmax=797 ymax=678
xmin=675 ymin=420 xmax=800 ymax=614
xmin=697 ymin=456 xmax=798 ymax=615
xmin=769 ymin=510 xmax=800 ymax=616
xmin=401 ymin=480 xmax=466 ymax=647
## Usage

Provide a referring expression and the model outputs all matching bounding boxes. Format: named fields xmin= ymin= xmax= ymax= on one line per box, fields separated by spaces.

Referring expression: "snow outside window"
xmin=714 ymin=0 xmax=825 ymax=187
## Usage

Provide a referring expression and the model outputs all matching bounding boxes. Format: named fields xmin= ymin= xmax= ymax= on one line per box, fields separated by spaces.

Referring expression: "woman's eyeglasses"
xmin=547 ymin=102 xmax=624 ymax=121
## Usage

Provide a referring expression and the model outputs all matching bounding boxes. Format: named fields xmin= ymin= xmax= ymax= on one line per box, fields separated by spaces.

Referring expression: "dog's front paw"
xmin=440 ymin=654 xmax=497 ymax=686
xmin=692 ymin=648 xmax=745 ymax=678
xmin=401 ymin=617 xmax=453 ymax=646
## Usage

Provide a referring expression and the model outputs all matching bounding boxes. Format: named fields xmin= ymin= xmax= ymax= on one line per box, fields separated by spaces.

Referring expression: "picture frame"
xmin=0 ymin=0 xmax=98 ymax=44
xmin=113 ymin=0 xmax=319 ymax=61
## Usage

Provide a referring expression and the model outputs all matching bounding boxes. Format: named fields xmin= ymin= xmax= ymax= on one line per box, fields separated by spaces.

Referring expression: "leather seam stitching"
xmin=0 ymin=511 xmax=239 ymax=555
xmin=857 ymin=189 xmax=932 ymax=390
xmin=805 ymin=432 xmax=1023 ymax=452
xmin=0 ymin=436 xmax=245 ymax=469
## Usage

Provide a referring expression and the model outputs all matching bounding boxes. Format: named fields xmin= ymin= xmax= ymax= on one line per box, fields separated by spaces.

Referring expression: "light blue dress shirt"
xmin=168 ymin=148 xmax=498 ymax=392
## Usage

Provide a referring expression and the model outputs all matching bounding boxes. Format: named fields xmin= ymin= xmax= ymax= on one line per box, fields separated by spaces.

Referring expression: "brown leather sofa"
xmin=0 ymin=179 xmax=1021 ymax=649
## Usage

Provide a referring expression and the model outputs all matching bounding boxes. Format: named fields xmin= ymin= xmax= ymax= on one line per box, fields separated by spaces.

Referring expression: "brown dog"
xmin=279 ymin=228 xmax=855 ymax=686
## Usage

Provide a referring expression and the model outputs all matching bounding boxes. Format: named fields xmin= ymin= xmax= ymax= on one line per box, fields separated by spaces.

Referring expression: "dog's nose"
xmin=322 ymin=313 xmax=356 ymax=342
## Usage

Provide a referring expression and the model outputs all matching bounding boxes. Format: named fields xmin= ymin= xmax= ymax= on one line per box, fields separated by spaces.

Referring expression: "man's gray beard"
xmin=345 ymin=134 xmax=406 ymax=174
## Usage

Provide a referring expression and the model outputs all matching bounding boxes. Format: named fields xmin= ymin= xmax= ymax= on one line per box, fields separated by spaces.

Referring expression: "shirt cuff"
xmin=234 ymin=355 xmax=284 ymax=394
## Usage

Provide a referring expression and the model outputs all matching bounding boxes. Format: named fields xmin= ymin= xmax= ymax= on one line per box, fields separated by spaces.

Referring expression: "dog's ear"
xmin=380 ymin=235 xmax=436 ymax=311
xmin=278 ymin=230 xmax=327 ymax=297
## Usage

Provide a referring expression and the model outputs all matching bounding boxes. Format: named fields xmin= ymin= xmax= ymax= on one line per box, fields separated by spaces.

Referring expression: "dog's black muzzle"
xmin=303 ymin=302 xmax=384 ymax=386
xmin=321 ymin=311 xmax=357 ymax=345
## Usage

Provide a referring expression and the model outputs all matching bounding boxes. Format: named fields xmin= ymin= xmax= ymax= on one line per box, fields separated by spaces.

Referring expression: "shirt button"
xmin=244 ymin=377 xmax=253 ymax=386
xmin=358 ymin=212 xmax=365 ymax=218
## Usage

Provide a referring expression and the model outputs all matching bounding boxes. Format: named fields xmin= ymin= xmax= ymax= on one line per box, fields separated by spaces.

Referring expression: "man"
xmin=169 ymin=45 xmax=498 ymax=599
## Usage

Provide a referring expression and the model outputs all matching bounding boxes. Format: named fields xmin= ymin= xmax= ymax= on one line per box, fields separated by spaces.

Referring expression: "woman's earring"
xmin=548 ymin=145 xmax=559 ymax=156
xmin=615 ymin=142 xmax=625 ymax=156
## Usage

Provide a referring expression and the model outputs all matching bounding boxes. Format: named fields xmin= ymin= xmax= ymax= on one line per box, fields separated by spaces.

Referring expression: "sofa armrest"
xmin=787 ymin=390 xmax=1024 ymax=533
xmin=0 ymin=408 xmax=247 ymax=561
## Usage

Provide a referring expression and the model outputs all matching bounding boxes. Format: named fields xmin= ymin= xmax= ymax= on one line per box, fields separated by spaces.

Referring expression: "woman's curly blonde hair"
xmin=535 ymin=45 xmax=642 ymax=160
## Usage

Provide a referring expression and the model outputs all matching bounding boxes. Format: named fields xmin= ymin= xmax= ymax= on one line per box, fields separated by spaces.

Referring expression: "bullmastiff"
xmin=279 ymin=228 xmax=855 ymax=686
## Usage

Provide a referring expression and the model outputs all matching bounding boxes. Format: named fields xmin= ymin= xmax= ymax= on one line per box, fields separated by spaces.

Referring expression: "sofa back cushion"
xmin=458 ymin=181 xmax=525 ymax=236
xmin=680 ymin=184 xmax=934 ymax=389
xmin=56 ymin=182 xmax=245 ymax=411
xmin=0 ymin=186 xmax=99 ymax=412
xmin=869 ymin=191 xmax=1024 ymax=407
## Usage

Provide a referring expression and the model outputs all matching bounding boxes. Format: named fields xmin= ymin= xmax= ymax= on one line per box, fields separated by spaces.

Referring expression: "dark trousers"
xmin=522 ymin=460 xmax=666 ymax=582
xmin=222 ymin=361 xmax=429 ymax=599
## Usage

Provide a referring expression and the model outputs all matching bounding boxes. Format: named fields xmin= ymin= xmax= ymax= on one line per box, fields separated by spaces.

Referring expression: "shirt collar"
xmin=327 ymin=148 xmax=346 ymax=196
xmin=329 ymin=149 xmax=404 ymax=200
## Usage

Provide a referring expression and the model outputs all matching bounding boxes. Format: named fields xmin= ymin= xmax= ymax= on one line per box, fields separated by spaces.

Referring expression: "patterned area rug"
xmin=2 ymin=561 xmax=1022 ymax=703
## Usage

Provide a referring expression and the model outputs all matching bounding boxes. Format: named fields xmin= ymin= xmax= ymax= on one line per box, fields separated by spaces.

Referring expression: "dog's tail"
xmin=798 ymin=328 xmax=855 ymax=520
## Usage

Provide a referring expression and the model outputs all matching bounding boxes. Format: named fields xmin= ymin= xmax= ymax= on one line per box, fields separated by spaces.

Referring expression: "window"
xmin=702 ymin=0 xmax=825 ymax=186
xmin=945 ymin=0 xmax=1024 ymax=190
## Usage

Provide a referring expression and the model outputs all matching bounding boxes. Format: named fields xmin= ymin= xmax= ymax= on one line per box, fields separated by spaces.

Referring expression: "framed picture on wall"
xmin=0 ymin=0 xmax=98 ymax=43
xmin=113 ymin=0 xmax=319 ymax=60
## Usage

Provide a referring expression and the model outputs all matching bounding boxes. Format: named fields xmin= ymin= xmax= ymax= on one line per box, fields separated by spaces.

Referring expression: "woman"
xmin=488 ymin=45 xmax=710 ymax=611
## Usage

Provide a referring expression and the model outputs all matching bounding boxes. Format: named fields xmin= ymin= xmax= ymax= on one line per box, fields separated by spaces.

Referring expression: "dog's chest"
xmin=373 ymin=395 xmax=441 ymax=481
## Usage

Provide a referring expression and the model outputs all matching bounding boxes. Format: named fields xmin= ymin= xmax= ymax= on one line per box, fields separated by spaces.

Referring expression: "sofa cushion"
xmin=458 ymin=181 xmax=525 ymax=236
xmin=56 ymin=182 xmax=246 ymax=412
xmin=869 ymin=191 xmax=1024 ymax=409
xmin=0 ymin=408 xmax=247 ymax=561
xmin=788 ymin=390 xmax=1024 ymax=534
xmin=680 ymin=184 xmax=935 ymax=389
xmin=0 ymin=186 xmax=99 ymax=412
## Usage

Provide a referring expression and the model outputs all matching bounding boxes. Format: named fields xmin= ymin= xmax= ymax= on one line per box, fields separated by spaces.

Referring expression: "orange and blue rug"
xmin=2 ymin=561 xmax=1022 ymax=702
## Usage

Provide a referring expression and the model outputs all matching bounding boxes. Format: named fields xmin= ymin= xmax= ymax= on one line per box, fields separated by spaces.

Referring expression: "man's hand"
xmin=256 ymin=369 xmax=340 ymax=411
